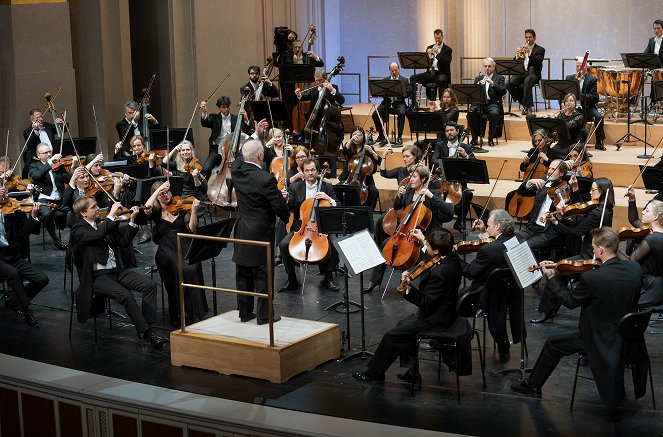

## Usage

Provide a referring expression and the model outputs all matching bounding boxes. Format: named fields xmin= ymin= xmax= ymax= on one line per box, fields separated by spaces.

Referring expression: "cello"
xmin=339 ymin=140 xmax=374 ymax=205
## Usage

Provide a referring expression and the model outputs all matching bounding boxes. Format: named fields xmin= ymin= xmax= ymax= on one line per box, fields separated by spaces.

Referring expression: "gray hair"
xmin=489 ymin=209 xmax=515 ymax=235
xmin=484 ymin=57 xmax=496 ymax=67
xmin=124 ymin=100 xmax=140 ymax=111
xmin=242 ymin=139 xmax=263 ymax=163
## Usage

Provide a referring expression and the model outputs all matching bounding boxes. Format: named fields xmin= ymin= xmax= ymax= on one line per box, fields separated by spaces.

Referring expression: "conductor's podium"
xmin=170 ymin=311 xmax=340 ymax=383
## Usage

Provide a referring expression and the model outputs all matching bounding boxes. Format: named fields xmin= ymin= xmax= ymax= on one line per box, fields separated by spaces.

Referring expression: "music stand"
xmin=494 ymin=59 xmax=527 ymax=117
xmin=150 ymin=128 xmax=194 ymax=150
xmin=526 ymin=117 xmax=571 ymax=143
xmin=470 ymin=202 xmax=491 ymax=224
xmin=398 ymin=52 xmax=432 ymax=106
xmin=333 ymin=184 xmax=360 ymax=207
xmin=442 ymin=158 xmax=489 ymax=241
xmin=452 ymin=84 xmax=489 ymax=153
xmin=61 ymin=137 xmax=97 ymax=157
xmin=369 ymin=79 xmax=408 ymax=143
xmin=641 ymin=165 xmax=663 ymax=195
xmin=106 ymin=164 xmax=149 ymax=180
xmin=134 ymin=176 xmax=184 ymax=205
xmin=575 ymin=177 xmax=593 ymax=202
xmin=250 ymin=100 xmax=290 ymax=128
xmin=185 ymin=218 xmax=236 ymax=315
xmin=539 ymin=80 xmax=580 ymax=106
xmin=617 ymin=53 xmax=661 ymax=157
xmin=279 ymin=63 xmax=315 ymax=83
xmin=405 ymin=111 xmax=447 ymax=152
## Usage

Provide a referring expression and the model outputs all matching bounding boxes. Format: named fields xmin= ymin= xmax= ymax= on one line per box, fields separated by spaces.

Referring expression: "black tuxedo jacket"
xmin=115 ymin=118 xmax=160 ymax=156
xmin=564 ymin=73 xmax=599 ymax=109
xmin=200 ymin=113 xmax=250 ymax=153
xmin=28 ymin=160 xmax=67 ymax=197
xmin=431 ymin=140 xmax=474 ymax=162
xmin=377 ymin=75 xmax=412 ymax=107
xmin=299 ymin=85 xmax=345 ymax=120
xmin=231 ymin=158 xmax=289 ymax=267
xmin=553 ymin=204 xmax=612 ymax=259
xmin=473 ymin=73 xmax=507 ymax=104
xmin=427 ymin=43 xmax=453 ymax=81
xmin=645 ymin=37 xmax=663 ymax=66
xmin=547 ymin=258 xmax=642 ymax=407
xmin=240 ymin=80 xmax=280 ymax=100
xmin=463 ymin=233 xmax=514 ymax=290
xmin=516 ymin=44 xmax=545 ymax=79
xmin=0 ymin=212 xmax=40 ymax=263
xmin=22 ymin=122 xmax=59 ymax=176
xmin=286 ymin=180 xmax=338 ymax=232
xmin=516 ymin=178 xmax=568 ymax=226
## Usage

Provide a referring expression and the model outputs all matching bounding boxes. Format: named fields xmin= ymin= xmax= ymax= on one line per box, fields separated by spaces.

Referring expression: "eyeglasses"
xmin=590 ymin=188 xmax=600 ymax=192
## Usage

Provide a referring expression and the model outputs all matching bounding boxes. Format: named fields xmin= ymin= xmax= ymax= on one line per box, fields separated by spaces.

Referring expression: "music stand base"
xmin=325 ymin=300 xmax=362 ymax=313
xmin=496 ymin=366 xmax=532 ymax=380
xmin=338 ymin=349 xmax=375 ymax=362
xmin=472 ymin=145 xmax=489 ymax=154
xmin=637 ymin=154 xmax=653 ymax=159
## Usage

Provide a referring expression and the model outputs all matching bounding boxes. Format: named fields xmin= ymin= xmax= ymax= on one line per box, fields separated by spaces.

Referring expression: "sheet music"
xmin=334 ymin=229 xmax=385 ymax=276
xmin=505 ymin=241 xmax=542 ymax=289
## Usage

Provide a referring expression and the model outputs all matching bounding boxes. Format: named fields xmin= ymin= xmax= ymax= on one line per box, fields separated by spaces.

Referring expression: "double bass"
xmin=291 ymin=24 xmax=317 ymax=132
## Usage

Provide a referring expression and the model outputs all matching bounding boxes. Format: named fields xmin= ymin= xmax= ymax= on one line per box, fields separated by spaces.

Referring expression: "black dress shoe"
xmin=351 ymin=371 xmax=385 ymax=382
xmin=6 ymin=299 xmax=24 ymax=316
xmin=240 ymin=313 xmax=257 ymax=323
xmin=321 ymin=279 xmax=339 ymax=292
xmin=23 ymin=309 xmax=39 ymax=328
xmin=278 ymin=279 xmax=299 ymax=293
xmin=257 ymin=315 xmax=281 ymax=325
xmin=529 ymin=311 xmax=556 ymax=324
xmin=595 ymin=142 xmax=606 ymax=151
xmin=396 ymin=372 xmax=422 ymax=387
xmin=54 ymin=240 xmax=68 ymax=250
xmin=137 ymin=235 xmax=151 ymax=244
xmin=394 ymin=138 xmax=403 ymax=146
xmin=141 ymin=328 xmax=166 ymax=350
xmin=469 ymin=139 xmax=478 ymax=147
xmin=376 ymin=135 xmax=386 ymax=143
xmin=522 ymin=108 xmax=528 ymax=115
xmin=488 ymin=140 xmax=495 ymax=147
xmin=511 ymin=379 xmax=541 ymax=396
xmin=362 ymin=282 xmax=379 ymax=294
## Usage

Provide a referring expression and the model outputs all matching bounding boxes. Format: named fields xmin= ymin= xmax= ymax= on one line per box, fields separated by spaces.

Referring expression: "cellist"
xmin=278 ymin=158 xmax=339 ymax=293
xmin=520 ymin=129 xmax=561 ymax=172
xmin=338 ymin=126 xmax=380 ymax=210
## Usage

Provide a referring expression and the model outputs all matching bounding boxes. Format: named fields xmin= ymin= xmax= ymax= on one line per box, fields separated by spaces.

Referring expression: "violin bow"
xmin=204 ymin=73 xmax=231 ymax=103
xmin=12 ymin=130 xmax=34 ymax=177
xmin=166 ymin=127 xmax=170 ymax=184
xmin=476 ymin=160 xmax=507 ymax=227
xmin=182 ymin=100 xmax=199 ymax=145
xmin=4 ymin=130 xmax=9 ymax=160
xmin=92 ymin=102 xmax=102 ymax=155
xmin=58 ymin=110 xmax=67 ymax=155
xmin=625 ymin=135 xmax=663 ymax=196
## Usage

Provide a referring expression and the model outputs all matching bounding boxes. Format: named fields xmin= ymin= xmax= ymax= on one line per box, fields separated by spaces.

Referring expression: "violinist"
xmin=565 ymin=59 xmax=605 ymax=150
xmin=278 ymin=158 xmax=339 ymax=293
xmin=21 ymin=108 xmax=65 ymax=177
xmin=352 ymin=227 xmax=462 ymax=385
xmin=144 ymin=181 xmax=208 ymax=326
xmin=380 ymin=144 xmax=423 ymax=185
xmin=0 ymin=185 xmax=47 ymax=328
xmin=363 ymin=165 xmax=454 ymax=294
xmin=467 ymin=57 xmax=507 ymax=148
xmin=84 ymin=154 xmax=130 ymax=203
xmin=554 ymin=93 xmax=586 ymax=156
xmin=115 ymin=100 xmax=159 ymax=157
xmin=512 ymin=227 xmax=642 ymax=409
xmin=338 ymin=126 xmax=380 ymax=209
xmin=519 ymin=129 xmax=561 ymax=172
xmin=61 ymin=167 xmax=111 ymax=227
xmin=563 ymin=143 xmax=593 ymax=179
xmin=113 ymin=135 xmax=161 ymax=177
xmin=28 ymin=143 xmax=67 ymax=250
xmin=295 ymin=69 xmax=345 ymax=121
xmin=371 ymin=62 xmax=412 ymax=145
xmin=625 ymin=187 xmax=663 ymax=307
xmin=163 ymin=141 xmax=208 ymax=217
xmin=462 ymin=209 xmax=523 ymax=359
xmin=241 ymin=65 xmax=280 ymax=101
xmin=263 ymin=128 xmax=292 ymax=168
xmin=0 ymin=157 xmax=37 ymax=195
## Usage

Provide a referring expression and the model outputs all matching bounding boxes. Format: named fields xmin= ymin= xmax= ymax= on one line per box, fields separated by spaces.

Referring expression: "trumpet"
xmin=516 ymin=43 xmax=528 ymax=59
xmin=427 ymin=44 xmax=441 ymax=60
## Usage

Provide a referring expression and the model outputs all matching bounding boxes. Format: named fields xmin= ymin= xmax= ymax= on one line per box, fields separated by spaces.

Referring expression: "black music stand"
xmin=451 ymin=84 xmax=489 ymax=153
xmin=279 ymin=63 xmax=315 ymax=83
xmin=616 ymin=53 xmax=661 ymax=157
xmin=398 ymin=52 xmax=432 ymax=105
xmin=134 ymin=176 xmax=184 ymax=205
xmin=61 ymin=137 xmax=97 ymax=157
xmin=333 ymin=184 xmax=360 ymax=207
xmin=185 ymin=218 xmax=236 ymax=315
xmin=641 ymin=165 xmax=663 ymax=195
xmin=250 ymin=100 xmax=290 ymax=128
xmin=369 ymin=79 xmax=408 ymax=143
xmin=470 ymin=202 xmax=491 ymax=223
xmin=494 ymin=59 xmax=526 ymax=117
xmin=105 ymin=164 xmax=149 ymax=180
xmin=540 ymin=80 xmax=580 ymax=107
xmin=405 ymin=111 xmax=447 ymax=153
xmin=575 ymin=177 xmax=593 ymax=202
xmin=526 ymin=117 xmax=571 ymax=143
xmin=150 ymin=128 xmax=194 ymax=150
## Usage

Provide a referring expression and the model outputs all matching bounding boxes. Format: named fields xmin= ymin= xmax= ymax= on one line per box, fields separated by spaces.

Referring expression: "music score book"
xmin=332 ymin=229 xmax=385 ymax=276
xmin=504 ymin=240 xmax=543 ymax=289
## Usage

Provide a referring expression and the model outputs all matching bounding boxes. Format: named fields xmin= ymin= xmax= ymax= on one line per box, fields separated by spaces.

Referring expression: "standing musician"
xmin=431 ymin=122 xmax=474 ymax=232
xmin=625 ymin=188 xmax=663 ymax=307
xmin=28 ymin=143 xmax=68 ymax=250
xmin=565 ymin=59 xmax=605 ymax=151
xmin=115 ymin=101 xmax=159 ymax=157
xmin=467 ymin=57 xmax=507 ymax=148
xmin=409 ymin=29 xmax=453 ymax=110
xmin=645 ymin=20 xmax=663 ymax=109
xmin=520 ymin=129 xmax=561 ymax=172
xmin=290 ymin=39 xmax=324 ymax=67
xmin=241 ymin=65 xmax=280 ymax=101
xmin=554 ymin=93 xmax=585 ymax=156
xmin=371 ymin=62 xmax=412 ymax=145
xmin=363 ymin=165 xmax=454 ymax=294
xmin=352 ymin=227 xmax=462 ymax=385
xmin=163 ymin=140 xmax=208 ymax=218
xmin=463 ymin=209 xmax=524 ymax=358
xmin=144 ymin=181 xmax=208 ymax=326
xmin=199 ymin=96 xmax=251 ymax=177
xmin=22 ymin=108 xmax=65 ymax=178
xmin=507 ymin=29 xmax=545 ymax=115
xmin=380 ymin=144 xmax=424 ymax=185
xmin=277 ymin=158 xmax=339 ymax=293
xmin=512 ymin=227 xmax=642 ymax=410
xmin=530 ymin=178 xmax=615 ymax=324
xmin=231 ymin=139 xmax=290 ymax=324
xmin=295 ymin=68 xmax=345 ymax=121
xmin=0 ymin=185 xmax=47 ymax=328
xmin=70 ymin=196 xmax=166 ymax=349
xmin=338 ymin=126 xmax=381 ymax=210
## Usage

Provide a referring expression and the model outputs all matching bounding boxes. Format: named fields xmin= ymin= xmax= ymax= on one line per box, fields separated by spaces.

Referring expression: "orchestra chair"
xmin=570 ymin=308 xmax=655 ymax=411
xmin=414 ymin=314 xmax=474 ymax=403
xmin=68 ymin=286 xmax=113 ymax=344
xmin=456 ymin=289 xmax=487 ymax=388
xmin=479 ymin=96 xmax=507 ymax=145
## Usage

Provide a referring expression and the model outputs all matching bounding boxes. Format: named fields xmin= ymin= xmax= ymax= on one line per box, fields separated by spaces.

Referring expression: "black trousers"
xmin=372 ymin=100 xmax=407 ymax=139
xmin=39 ymin=203 xmax=67 ymax=241
xmin=580 ymin=106 xmax=605 ymax=142
xmin=410 ymin=71 xmax=449 ymax=101
xmin=508 ymin=73 xmax=539 ymax=108
xmin=0 ymin=258 xmax=49 ymax=308
xmin=279 ymin=232 xmax=338 ymax=279
xmin=467 ymin=103 xmax=501 ymax=141
xmin=93 ymin=268 xmax=157 ymax=333
xmin=236 ymin=264 xmax=270 ymax=321
xmin=515 ymin=225 xmax=562 ymax=251
xmin=366 ymin=314 xmax=429 ymax=376
xmin=529 ymin=332 xmax=584 ymax=388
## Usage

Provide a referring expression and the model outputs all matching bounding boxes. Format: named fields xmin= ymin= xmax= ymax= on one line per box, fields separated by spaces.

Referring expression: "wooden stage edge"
xmin=170 ymin=311 xmax=341 ymax=384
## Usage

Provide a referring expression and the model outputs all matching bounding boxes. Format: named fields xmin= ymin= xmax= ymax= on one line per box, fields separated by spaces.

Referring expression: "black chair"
xmin=456 ymin=289 xmax=487 ymax=388
xmin=570 ymin=308 xmax=655 ymax=411
xmin=483 ymin=267 xmax=526 ymax=358
xmin=68 ymin=262 xmax=113 ymax=344
xmin=480 ymin=96 xmax=507 ymax=145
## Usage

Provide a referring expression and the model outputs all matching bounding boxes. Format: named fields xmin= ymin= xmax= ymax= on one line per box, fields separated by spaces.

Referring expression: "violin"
xmin=543 ymin=199 xmax=599 ymax=223
xmin=546 ymin=180 xmax=570 ymax=207
xmin=438 ymin=180 xmax=462 ymax=205
xmin=51 ymin=156 xmax=79 ymax=172
xmin=165 ymin=196 xmax=197 ymax=214
xmin=341 ymin=144 xmax=374 ymax=205
xmin=183 ymin=157 xmax=203 ymax=174
xmin=98 ymin=206 xmax=138 ymax=221
xmin=527 ymin=259 xmax=602 ymax=276
xmin=617 ymin=225 xmax=652 ymax=241
xmin=270 ymin=132 xmax=290 ymax=191
xmin=395 ymin=255 xmax=442 ymax=294
xmin=1 ymin=175 xmax=33 ymax=192
xmin=453 ymin=237 xmax=495 ymax=255
xmin=0 ymin=198 xmax=37 ymax=215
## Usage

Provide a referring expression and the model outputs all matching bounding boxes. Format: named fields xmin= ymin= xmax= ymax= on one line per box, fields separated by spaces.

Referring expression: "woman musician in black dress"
xmin=338 ymin=126 xmax=381 ymax=209
xmin=555 ymin=93 xmax=585 ymax=155
xmin=379 ymin=144 xmax=424 ymax=185
xmin=520 ymin=129 xmax=561 ymax=173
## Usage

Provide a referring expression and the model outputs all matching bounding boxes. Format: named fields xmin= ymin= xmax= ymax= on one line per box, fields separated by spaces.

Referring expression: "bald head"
xmin=242 ymin=139 xmax=264 ymax=163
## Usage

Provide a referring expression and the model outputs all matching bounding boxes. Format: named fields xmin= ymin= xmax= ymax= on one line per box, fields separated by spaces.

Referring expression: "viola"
xmin=381 ymin=192 xmax=433 ymax=269
xmin=395 ymin=255 xmax=442 ymax=294
xmin=453 ymin=237 xmax=495 ymax=255
xmin=288 ymin=163 xmax=331 ymax=264
xmin=547 ymin=180 xmax=570 ymax=208
xmin=617 ymin=225 xmax=652 ymax=241
xmin=165 ymin=196 xmax=197 ymax=214
xmin=528 ymin=259 xmax=602 ymax=276
xmin=183 ymin=157 xmax=204 ymax=176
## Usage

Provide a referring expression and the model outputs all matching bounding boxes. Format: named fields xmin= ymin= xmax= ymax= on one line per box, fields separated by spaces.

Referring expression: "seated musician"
xmin=431 ymin=122 xmax=474 ymax=232
xmin=295 ymin=68 xmax=345 ymax=120
xmin=409 ymin=29 xmax=453 ymax=110
xmin=0 ymin=156 xmax=38 ymax=195
xmin=625 ymin=188 xmax=663 ymax=307
xmin=144 ymin=181 xmax=208 ymax=326
xmin=507 ymin=29 xmax=545 ymax=115
xmin=115 ymin=100 xmax=159 ymax=157
xmin=0 ymin=186 xmax=47 ymax=327
xmin=520 ymin=129 xmax=561 ymax=174
xmin=112 ymin=135 xmax=162 ymax=175
xmin=530 ymin=177 xmax=615 ymax=324
xmin=70 ymin=196 xmax=165 ymax=349
xmin=352 ymin=227 xmax=462 ymax=385
xmin=565 ymin=59 xmax=605 ymax=151
xmin=563 ymin=143 xmax=593 ymax=179
xmin=286 ymin=146 xmax=310 ymax=185
xmin=554 ymin=93 xmax=585 ymax=156
xmin=163 ymin=140 xmax=208 ymax=218
xmin=199 ymin=96 xmax=251 ymax=177
xmin=28 ymin=143 xmax=68 ymax=250
xmin=263 ymin=128 xmax=293 ymax=168
xmin=379 ymin=144 xmax=423 ymax=185
xmin=436 ymin=88 xmax=460 ymax=123
xmin=22 ymin=108 xmax=65 ymax=177
xmin=278 ymin=158 xmax=339 ymax=293
xmin=338 ymin=126 xmax=381 ymax=210
xmin=363 ymin=165 xmax=454 ymax=294
xmin=512 ymin=227 xmax=642 ymax=410
xmin=241 ymin=65 xmax=280 ymax=101
xmin=371 ymin=62 xmax=412 ymax=145
xmin=462 ymin=209 xmax=524 ymax=359
xmin=467 ymin=57 xmax=507 ymax=148
xmin=61 ymin=166 xmax=116 ymax=227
